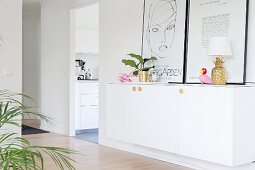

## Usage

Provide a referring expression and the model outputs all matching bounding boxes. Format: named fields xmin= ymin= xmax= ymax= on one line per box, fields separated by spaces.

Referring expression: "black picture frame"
xmin=141 ymin=0 xmax=189 ymax=83
xmin=185 ymin=0 xmax=249 ymax=85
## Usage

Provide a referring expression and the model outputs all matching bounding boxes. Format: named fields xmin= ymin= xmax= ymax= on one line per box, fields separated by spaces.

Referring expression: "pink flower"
xmin=118 ymin=73 xmax=133 ymax=83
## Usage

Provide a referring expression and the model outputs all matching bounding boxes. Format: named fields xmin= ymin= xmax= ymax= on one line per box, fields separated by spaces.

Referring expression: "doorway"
xmin=22 ymin=0 xmax=42 ymax=132
xmin=70 ymin=2 xmax=99 ymax=144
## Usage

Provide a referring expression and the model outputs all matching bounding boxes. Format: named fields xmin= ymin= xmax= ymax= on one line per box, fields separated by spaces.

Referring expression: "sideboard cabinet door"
xmin=106 ymin=84 xmax=180 ymax=153
xmin=106 ymin=84 xmax=137 ymax=143
xmin=179 ymin=87 xmax=234 ymax=166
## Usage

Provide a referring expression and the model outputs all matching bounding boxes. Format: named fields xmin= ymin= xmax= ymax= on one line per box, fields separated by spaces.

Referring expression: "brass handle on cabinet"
xmin=138 ymin=87 xmax=142 ymax=92
xmin=179 ymin=89 xmax=184 ymax=94
xmin=132 ymin=87 xmax=137 ymax=92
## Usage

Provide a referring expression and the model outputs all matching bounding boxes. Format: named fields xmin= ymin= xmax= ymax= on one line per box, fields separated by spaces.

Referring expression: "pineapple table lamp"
xmin=207 ymin=36 xmax=232 ymax=85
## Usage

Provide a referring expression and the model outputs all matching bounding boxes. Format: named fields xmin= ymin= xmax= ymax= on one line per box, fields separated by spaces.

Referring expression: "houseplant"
xmin=0 ymin=33 xmax=76 ymax=169
xmin=0 ymin=34 xmax=6 ymax=52
xmin=0 ymin=90 xmax=76 ymax=170
xmin=122 ymin=53 xmax=157 ymax=82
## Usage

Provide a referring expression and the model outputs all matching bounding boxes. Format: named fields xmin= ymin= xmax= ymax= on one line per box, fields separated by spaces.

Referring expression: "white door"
xmin=179 ymin=86 xmax=234 ymax=165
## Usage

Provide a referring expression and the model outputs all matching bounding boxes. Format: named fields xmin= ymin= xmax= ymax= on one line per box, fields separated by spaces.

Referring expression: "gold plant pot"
xmin=138 ymin=71 xmax=150 ymax=82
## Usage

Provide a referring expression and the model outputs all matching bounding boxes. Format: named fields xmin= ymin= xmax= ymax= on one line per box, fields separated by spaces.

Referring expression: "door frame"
xmin=69 ymin=0 xmax=99 ymax=136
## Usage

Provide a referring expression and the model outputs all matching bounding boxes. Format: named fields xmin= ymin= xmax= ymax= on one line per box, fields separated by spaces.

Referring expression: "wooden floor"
xmin=24 ymin=133 xmax=192 ymax=170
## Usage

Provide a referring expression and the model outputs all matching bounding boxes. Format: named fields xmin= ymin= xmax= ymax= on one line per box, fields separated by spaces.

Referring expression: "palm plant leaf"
xmin=0 ymin=133 xmax=77 ymax=170
xmin=0 ymin=34 xmax=5 ymax=52
xmin=0 ymin=91 xmax=77 ymax=170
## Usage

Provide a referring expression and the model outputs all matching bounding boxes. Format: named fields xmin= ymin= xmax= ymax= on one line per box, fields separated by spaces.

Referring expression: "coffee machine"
xmin=75 ymin=60 xmax=92 ymax=80
xmin=76 ymin=60 xmax=85 ymax=79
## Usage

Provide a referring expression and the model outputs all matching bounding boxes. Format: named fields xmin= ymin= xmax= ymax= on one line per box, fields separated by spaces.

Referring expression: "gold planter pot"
xmin=138 ymin=71 xmax=150 ymax=82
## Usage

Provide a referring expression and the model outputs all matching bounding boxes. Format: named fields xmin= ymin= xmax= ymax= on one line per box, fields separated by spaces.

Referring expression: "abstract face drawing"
xmin=146 ymin=0 xmax=177 ymax=58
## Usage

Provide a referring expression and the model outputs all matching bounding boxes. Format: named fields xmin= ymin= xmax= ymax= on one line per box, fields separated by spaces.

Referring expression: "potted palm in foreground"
xmin=122 ymin=53 xmax=157 ymax=82
xmin=0 ymin=90 xmax=76 ymax=170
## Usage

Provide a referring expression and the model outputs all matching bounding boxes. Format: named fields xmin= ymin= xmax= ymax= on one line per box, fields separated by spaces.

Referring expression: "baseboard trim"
xmin=76 ymin=128 xmax=98 ymax=134
xmin=99 ymin=137 xmax=255 ymax=170
xmin=99 ymin=138 xmax=201 ymax=170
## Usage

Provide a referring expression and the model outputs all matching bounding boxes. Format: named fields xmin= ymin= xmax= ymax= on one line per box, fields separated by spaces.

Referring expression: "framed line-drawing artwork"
xmin=185 ymin=0 xmax=249 ymax=84
xmin=142 ymin=0 xmax=188 ymax=83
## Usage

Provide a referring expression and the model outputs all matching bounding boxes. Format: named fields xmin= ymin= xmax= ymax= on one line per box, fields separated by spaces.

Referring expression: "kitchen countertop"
xmin=76 ymin=79 xmax=98 ymax=82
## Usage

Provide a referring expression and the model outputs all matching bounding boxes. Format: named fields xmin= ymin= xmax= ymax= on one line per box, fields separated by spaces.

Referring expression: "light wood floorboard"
xmin=24 ymin=133 xmax=192 ymax=170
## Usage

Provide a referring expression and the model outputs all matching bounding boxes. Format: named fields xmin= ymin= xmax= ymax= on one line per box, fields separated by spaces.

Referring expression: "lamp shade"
xmin=207 ymin=36 xmax=232 ymax=57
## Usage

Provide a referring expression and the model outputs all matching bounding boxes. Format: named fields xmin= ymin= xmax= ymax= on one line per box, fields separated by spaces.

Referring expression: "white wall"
xmin=75 ymin=3 xmax=99 ymax=54
xmin=40 ymin=0 xmax=71 ymax=135
xmin=75 ymin=29 xmax=99 ymax=53
xmin=40 ymin=0 xmax=97 ymax=135
xmin=246 ymin=0 xmax=255 ymax=82
xmin=0 ymin=0 xmax=22 ymax=93
xmin=22 ymin=12 xmax=41 ymax=114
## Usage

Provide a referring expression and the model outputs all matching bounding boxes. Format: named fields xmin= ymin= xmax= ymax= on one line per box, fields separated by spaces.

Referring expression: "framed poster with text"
xmin=185 ymin=0 xmax=249 ymax=84
xmin=142 ymin=0 xmax=188 ymax=83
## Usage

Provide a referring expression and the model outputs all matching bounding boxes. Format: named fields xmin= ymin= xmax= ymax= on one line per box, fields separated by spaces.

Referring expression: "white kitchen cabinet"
xmin=106 ymin=83 xmax=255 ymax=167
xmin=106 ymin=84 xmax=180 ymax=153
xmin=80 ymin=94 xmax=98 ymax=106
xmin=80 ymin=83 xmax=98 ymax=94
xmin=75 ymin=81 xmax=99 ymax=130
xmin=80 ymin=106 xmax=98 ymax=129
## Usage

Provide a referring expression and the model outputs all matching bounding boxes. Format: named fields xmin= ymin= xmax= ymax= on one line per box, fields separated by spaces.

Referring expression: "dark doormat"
xmin=22 ymin=125 xmax=49 ymax=135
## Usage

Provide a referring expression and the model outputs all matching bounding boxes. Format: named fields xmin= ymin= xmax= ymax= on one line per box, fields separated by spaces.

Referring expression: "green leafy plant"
xmin=0 ymin=34 xmax=6 ymax=52
xmin=0 ymin=90 xmax=77 ymax=170
xmin=122 ymin=53 xmax=157 ymax=73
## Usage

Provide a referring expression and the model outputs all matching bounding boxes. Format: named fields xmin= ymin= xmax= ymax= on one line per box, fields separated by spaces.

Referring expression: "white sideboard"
xmin=106 ymin=83 xmax=255 ymax=167
xmin=75 ymin=81 xmax=99 ymax=130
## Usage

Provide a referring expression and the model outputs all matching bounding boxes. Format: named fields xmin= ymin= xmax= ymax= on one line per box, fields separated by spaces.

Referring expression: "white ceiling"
xmin=75 ymin=3 xmax=99 ymax=31
xmin=22 ymin=0 xmax=41 ymax=16
xmin=22 ymin=1 xmax=99 ymax=30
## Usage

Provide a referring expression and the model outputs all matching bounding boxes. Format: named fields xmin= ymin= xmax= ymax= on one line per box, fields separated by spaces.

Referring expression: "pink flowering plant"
xmin=119 ymin=53 xmax=157 ymax=83
xmin=118 ymin=73 xmax=133 ymax=83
